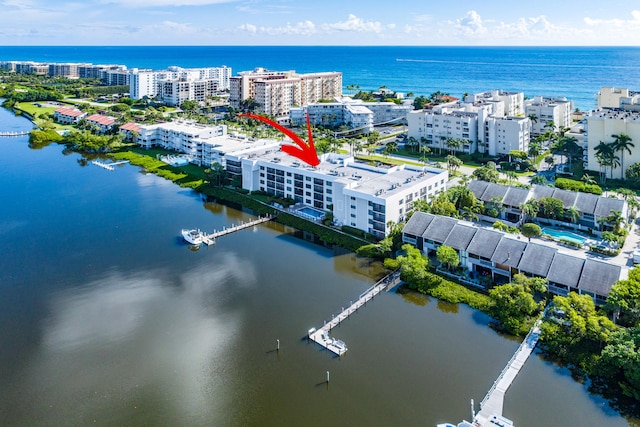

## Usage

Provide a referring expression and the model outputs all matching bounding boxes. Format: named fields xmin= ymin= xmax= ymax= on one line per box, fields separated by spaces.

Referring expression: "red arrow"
xmin=239 ymin=113 xmax=320 ymax=167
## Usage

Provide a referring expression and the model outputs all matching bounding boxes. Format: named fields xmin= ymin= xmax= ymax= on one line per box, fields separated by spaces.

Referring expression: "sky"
xmin=1 ymin=0 xmax=640 ymax=46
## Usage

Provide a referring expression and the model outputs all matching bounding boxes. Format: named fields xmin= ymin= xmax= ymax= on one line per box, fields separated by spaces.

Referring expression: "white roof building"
xmin=524 ymin=96 xmax=573 ymax=137
xmin=240 ymin=151 xmax=448 ymax=238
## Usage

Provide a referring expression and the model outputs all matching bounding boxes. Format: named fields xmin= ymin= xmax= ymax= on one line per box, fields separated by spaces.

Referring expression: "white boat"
xmin=182 ymin=228 xmax=205 ymax=245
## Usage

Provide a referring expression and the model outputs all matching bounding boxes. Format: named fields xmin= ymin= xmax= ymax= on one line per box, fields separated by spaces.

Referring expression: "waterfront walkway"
xmin=473 ymin=317 xmax=542 ymax=426
xmin=308 ymin=270 xmax=401 ymax=356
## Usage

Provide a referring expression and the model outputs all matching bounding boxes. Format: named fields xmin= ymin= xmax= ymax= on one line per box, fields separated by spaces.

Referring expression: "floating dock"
xmin=308 ymin=270 xmax=400 ymax=356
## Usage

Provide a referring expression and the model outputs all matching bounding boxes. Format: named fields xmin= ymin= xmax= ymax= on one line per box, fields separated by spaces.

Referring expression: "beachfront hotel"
xmin=229 ymin=68 xmax=342 ymax=121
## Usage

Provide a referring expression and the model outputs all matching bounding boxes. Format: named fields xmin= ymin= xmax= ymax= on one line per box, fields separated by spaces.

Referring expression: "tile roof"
xmin=547 ymin=253 xmax=585 ymax=288
xmin=442 ymin=223 xmax=478 ymax=251
xmin=490 ymin=237 xmax=528 ymax=268
xmin=119 ymin=122 xmax=141 ymax=132
xmin=55 ymin=107 xmax=85 ymax=117
xmin=86 ymin=114 xmax=115 ymax=126
xmin=403 ymin=212 xmax=435 ymax=237
xmin=551 ymin=188 xmax=579 ymax=209
xmin=466 ymin=228 xmax=503 ymax=259
xmin=422 ymin=215 xmax=458 ymax=244
xmin=502 ymin=187 xmax=530 ymax=208
xmin=517 ymin=243 xmax=556 ymax=277
xmin=578 ymin=259 xmax=621 ymax=295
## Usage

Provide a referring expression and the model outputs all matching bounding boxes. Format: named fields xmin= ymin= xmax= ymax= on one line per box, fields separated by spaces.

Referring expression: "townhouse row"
xmin=402 ymin=211 xmax=623 ymax=304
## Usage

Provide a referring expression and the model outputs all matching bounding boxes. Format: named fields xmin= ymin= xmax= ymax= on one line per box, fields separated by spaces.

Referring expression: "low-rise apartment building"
xmin=402 ymin=212 xmax=623 ymax=304
xmin=85 ymin=114 xmax=116 ymax=133
xmin=53 ymin=107 xmax=87 ymax=124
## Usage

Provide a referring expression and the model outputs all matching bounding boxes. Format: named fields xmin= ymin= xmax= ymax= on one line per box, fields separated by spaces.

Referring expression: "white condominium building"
xmin=483 ymin=116 xmax=531 ymax=156
xmin=136 ymin=121 xmax=280 ymax=169
xmin=587 ymin=106 xmax=640 ymax=179
xmin=407 ymin=103 xmax=482 ymax=154
xmin=230 ymin=68 xmax=342 ymax=120
xmin=464 ymin=90 xmax=525 ymax=117
xmin=409 ymin=90 xmax=532 ymax=156
xmin=129 ymin=66 xmax=232 ymax=105
xmin=240 ymin=151 xmax=448 ymax=238
xmin=524 ymin=96 xmax=573 ymax=136
xmin=597 ymin=87 xmax=640 ymax=109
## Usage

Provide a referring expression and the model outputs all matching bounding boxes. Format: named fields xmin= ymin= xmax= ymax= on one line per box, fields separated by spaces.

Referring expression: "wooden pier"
xmin=0 ymin=130 xmax=30 ymax=137
xmin=207 ymin=215 xmax=275 ymax=240
xmin=473 ymin=318 xmax=542 ymax=426
xmin=91 ymin=160 xmax=130 ymax=171
xmin=308 ymin=270 xmax=401 ymax=356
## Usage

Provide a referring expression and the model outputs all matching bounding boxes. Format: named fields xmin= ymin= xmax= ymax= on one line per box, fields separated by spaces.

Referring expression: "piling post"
xmin=276 ymin=339 xmax=280 ymax=352
xmin=326 ymin=371 xmax=330 ymax=383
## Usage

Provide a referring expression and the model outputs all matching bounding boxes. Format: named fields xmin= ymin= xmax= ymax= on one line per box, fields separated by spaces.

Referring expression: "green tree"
xmin=540 ymin=293 xmax=617 ymax=369
xmin=436 ymin=245 xmax=460 ymax=271
xmin=204 ymin=162 xmax=226 ymax=186
xmin=489 ymin=283 xmax=539 ymax=335
xmin=612 ymin=133 xmax=634 ymax=179
xmin=472 ymin=166 xmax=500 ymax=183
xmin=530 ymin=175 xmax=547 ymax=185
xmin=606 ymin=274 xmax=640 ymax=327
xmin=598 ymin=327 xmax=640 ymax=401
xmin=521 ymin=223 xmax=542 ymax=241
xmin=446 ymin=154 xmax=462 ymax=172
xmin=537 ymin=197 xmax=564 ymax=220
xmin=395 ymin=244 xmax=430 ymax=283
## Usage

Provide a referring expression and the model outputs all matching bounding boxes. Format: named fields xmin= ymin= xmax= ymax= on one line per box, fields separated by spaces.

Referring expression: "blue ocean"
xmin=1 ymin=45 xmax=639 ymax=111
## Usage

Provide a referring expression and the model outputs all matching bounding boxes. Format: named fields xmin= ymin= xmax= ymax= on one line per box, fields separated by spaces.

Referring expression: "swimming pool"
xmin=296 ymin=206 xmax=326 ymax=221
xmin=541 ymin=227 xmax=587 ymax=245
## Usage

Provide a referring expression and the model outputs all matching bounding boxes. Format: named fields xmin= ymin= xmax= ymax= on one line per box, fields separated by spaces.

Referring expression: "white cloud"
xmin=454 ymin=10 xmax=487 ymax=37
xmin=584 ymin=10 xmax=640 ymax=27
xmin=238 ymin=20 xmax=315 ymax=36
xmin=321 ymin=14 xmax=383 ymax=33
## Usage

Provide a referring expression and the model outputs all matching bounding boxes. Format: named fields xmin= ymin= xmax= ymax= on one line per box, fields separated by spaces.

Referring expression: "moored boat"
xmin=181 ymin=228 xmax=205 ymax=245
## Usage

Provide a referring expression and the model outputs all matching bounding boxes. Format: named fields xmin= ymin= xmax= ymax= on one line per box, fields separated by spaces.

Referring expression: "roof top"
xmin=578 ymin=259 xmax=621 ymax=295
xmin=55 ymin=107 xmax=85 ymax=117
xmin=517 ymin=243 xmax=557 ymax=277
xmin=552 ymin=188 xmax=579 ymax=209
xmin=467 ymin=228 xmax=503 ymax=259
xmin=119 ymin=122 xmax=141 ymax=132
xmin=423 ymin=215 xmax=458 ymax=244
xmin=546 ymin=253 xmax=585 ymax=288
xmin=502 ymin=187 xmax=530 ymax=207
xmin=443 ymin=223 xmax=478 ymax=251
xmin=403 ymin=212 xmax=435 ymax=237
xmin=86 ymin=114 xmax=115 ymax=126
xmin=595 ymin=197 xmax=626 ymax=218
xmin=490 ymin=237 xmax=527 ymax=268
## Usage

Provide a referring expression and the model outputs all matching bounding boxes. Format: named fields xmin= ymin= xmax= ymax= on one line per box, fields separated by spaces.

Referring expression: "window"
xmin=305 ymin=177 xmax=311 ymax=181
xmin=326 ymin=189 xmax=332 ymax=194
xmin=327 ymin=197 xmax=332 ymax=202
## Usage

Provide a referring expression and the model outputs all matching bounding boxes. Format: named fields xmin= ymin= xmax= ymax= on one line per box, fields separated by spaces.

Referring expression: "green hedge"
xmin=555 ymin=177 xmax=602 ymax=195
xmin=406 ymin=272 xmax=492 ymax=313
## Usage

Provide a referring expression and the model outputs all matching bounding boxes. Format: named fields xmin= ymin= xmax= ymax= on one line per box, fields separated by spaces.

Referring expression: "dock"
xmin=0 ymin=130 xmax=30 ymax=137
xmin=207 ymin=214 xmax=275 ymax=240
xmin=473 ymin=318 xmax=542 ymax=426
xmin=91 ymin=160 xmax=130 ymax=171
xmin=308 ymin=270 xmax=401 ymax=356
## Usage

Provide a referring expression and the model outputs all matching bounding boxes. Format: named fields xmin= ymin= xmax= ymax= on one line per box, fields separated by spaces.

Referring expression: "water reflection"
xmin=19 ymin=254 xmax=255 ymax=425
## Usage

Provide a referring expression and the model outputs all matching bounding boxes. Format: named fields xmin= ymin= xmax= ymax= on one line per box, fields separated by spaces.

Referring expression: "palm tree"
xmin=528 ymin=141 xmax=541 ymax=164
xmin=564 ymin=206 xmax=580 ymax=224
xmin=520 ymin=199 xmax=539 ymax=222
xmin=504 ymin=170 xmax=517 ymax=183
xmin=581 ymin=173 xmax=597 ymax=186
xmin=605 ymin=209 xmax=625 ymax=232
xmin=445 ymin=137 xmax=463 ymax=155
xmin=612 ymin=133 xmax=634 ymax=179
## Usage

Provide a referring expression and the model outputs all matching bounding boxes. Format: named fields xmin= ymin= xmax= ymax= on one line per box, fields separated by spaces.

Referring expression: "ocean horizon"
xmin=2 ymin=45 xmax=639 ymax=111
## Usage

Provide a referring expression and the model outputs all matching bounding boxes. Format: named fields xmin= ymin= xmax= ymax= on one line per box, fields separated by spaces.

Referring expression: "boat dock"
xmin=91 ymin=160 xmax=130 ymax=171
xmin=0 ymin=130 xmax=30 ymax=137
xmin=473 ymin=318 xmax=542 ymax=426
xmin=207 ymin=214 xmax=275 ymax=240
xmin=308 ymin=270 xmax=401 ymax=356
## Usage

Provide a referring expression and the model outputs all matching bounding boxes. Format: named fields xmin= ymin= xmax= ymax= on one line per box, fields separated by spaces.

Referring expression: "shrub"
xmin=555 ymin=177 xmax=602 ymax=195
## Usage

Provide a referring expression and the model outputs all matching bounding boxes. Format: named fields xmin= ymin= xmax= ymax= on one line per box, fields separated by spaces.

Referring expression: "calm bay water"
xmin=2 ymin=46 xmax=640 ymax=111
xmin=0 ymin=107 xmax=634 ymax=426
